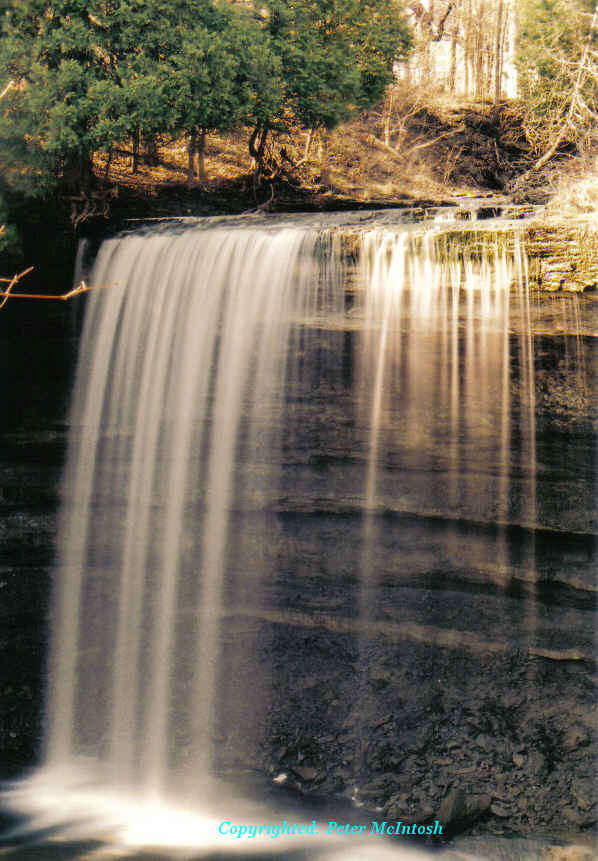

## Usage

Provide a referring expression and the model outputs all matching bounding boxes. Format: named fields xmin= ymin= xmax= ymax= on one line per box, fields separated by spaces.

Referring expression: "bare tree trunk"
xmin=449 ymin=20 xmax=458 ymax=92
xmin=132 ymin=130 xmax=140 ymax=174
xmin=474 ymin=5 xmax=484 ymax=98
xmin=249 ymin=127 xmax=269 ymax=162
xmin=249 ymin=126 xmax=270 ymax=185
xmin=318 ymin=130 xmax=331 ymax=186
xmin=104 ymin=149 xmax=113 ymax=184
xmin=197 ymin=131 xmax=207 ymax=184
xmin=187 ymin=128 xmax=197 ymax=183
xmin=383 ymin=89 xmax=395 ymax=147
xmin=494 ymin=0 xmax=504 ymax=101
xmin=257 ymin=127 xmax=269 ymax=163
xmin=497 ymin=15 xmax=509 ymax=101
xmin=436 ymin=0 xmax=455 ymax=40
xmin=464 ymin=0 xmax=471 ymax=95
xmin=249 ymin=127 xmax=259 ymax=165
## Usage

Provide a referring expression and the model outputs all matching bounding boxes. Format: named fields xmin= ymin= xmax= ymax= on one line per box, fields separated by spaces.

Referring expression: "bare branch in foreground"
xmin=0 ymin=266 xmax=35 ymax=310
xmin=0 ymin=276 xmax=116 ymax=308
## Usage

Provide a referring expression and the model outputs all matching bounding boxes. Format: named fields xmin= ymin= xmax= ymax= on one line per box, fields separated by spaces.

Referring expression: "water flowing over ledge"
xmin=2 ymin=215 xmax=596 ymax=859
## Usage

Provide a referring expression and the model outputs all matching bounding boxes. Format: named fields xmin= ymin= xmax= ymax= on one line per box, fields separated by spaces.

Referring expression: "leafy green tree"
xmin=259 ymin=0 xmax=411 ymax=184
xmin=0 ymin=0 xmax=116 ymax=195
xmin=0 ymin=0 xmax=283 ymax=192
xmin=169 ymin=3 xmax=282 ymax=183
xmin=266 ymin=0 xmax=411 ymax=131
xmin=0 ymin=0 xmax=412 ymax=201
xmin=0 ymin=0 xmax=189 ymax=192
xmin=103 ymin=0 xmax=184 ymax=172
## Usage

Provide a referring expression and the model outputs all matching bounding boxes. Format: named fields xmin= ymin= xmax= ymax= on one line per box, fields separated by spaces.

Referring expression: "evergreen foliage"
xmin=266 ymin=0 xmax=411 ymax=130
xmin=0 ymin=0 xmax=412 ymax=219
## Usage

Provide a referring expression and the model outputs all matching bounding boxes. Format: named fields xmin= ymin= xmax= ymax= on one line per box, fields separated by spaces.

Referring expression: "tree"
xmin=403 ymin=0 xmax=519 ymax=101
xmin=0 ymin=0 xmax=115 ymax=196
xmin=0 ymin=0 xmax=284 ymax=193
xmin=0 ymin=0 xmax=413 ymax=202
xmin=517 ymin=0 xmax=598 ymax=166
xmin=263 ymin=0 xmax=411 ymax=183
xmin=95 ymin=0 xmax=182 ymax=175
xmin=267 ymin=0 xmax=411 ymax=131
xmin=169 ymin=3 xmax=282 ymax=184
xmin=0 ymin=0 xmax=188 ymax=193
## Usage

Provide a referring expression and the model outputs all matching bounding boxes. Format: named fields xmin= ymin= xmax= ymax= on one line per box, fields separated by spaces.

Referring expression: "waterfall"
xmin=353 ymin=229 xmax=536 ymax=780
xmin=46 ymin=225 xmax=343 ymax=789
xmin=3 ymin=218 xmax=545 ymax=856
xmin=357 ymin=229 xmax=535 ymax=527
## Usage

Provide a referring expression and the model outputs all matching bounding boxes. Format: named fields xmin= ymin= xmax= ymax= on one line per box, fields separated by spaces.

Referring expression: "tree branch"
xmin=534 ymin=1 xmax=598 ymax=170
xmin=0 ymin=280 xmax=116 ymax=305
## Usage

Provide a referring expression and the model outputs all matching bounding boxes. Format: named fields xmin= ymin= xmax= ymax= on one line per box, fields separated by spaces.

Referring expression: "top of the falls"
xmin=121 ymin=200 xmax=546 ymax=237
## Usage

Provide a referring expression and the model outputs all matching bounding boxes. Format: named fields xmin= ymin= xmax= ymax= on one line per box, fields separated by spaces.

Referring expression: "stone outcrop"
xmin=339 ymin=215 xmax=598 ymax=296
xmin=525 ymin=222 xmax=598 ymax=293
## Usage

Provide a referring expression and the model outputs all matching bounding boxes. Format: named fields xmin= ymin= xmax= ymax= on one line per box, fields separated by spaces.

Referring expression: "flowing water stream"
xmin=1 ymin=214 xmax=595 ymax=859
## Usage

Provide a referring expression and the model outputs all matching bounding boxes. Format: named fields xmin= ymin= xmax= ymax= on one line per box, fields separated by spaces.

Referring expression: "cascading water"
xmin=358 ymin=230 xmax=535 ymax=523
xmin=2 ymin=216 xmax=593 ymax=859
xmin=48 ymin=225 xmax=340 ymax=788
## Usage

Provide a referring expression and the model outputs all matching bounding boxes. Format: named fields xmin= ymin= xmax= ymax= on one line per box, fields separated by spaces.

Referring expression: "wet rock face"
xmin=211 ymin=308 xmax=596 ymax=841
xmin=0 ymin=560 xmax=52 ymax=774
xmin=0 ymin=456 xmax=66 ymax=778
xmin=0 ymin=314 xmax=76 ymax=776
xmin=216 ymin=630 xmax=596 ymax=840
xmin=341 ymin=220 xmax=598 ymax=296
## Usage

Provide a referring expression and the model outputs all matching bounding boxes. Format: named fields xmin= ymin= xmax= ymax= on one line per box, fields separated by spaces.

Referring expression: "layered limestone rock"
xmin=525 ymin=222 xmax=598 ymax=293
xmin=339 ymin=217 xmax=598 ymax=296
